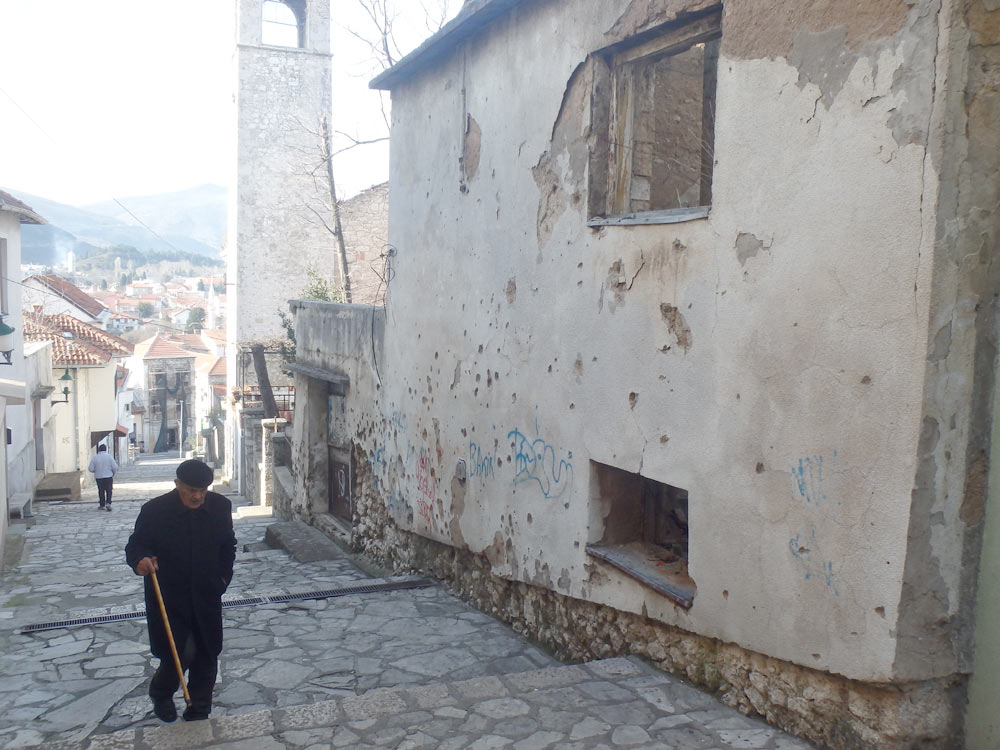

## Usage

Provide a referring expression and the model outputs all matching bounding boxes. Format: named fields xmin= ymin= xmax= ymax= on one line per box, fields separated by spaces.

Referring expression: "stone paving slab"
xmin=42 ymin=658 xmax=814 ymax=750
xmin=263 ymin=520 xmax=346 ymax=563
xmin=0 ymin=457 xmax=557 ymax=748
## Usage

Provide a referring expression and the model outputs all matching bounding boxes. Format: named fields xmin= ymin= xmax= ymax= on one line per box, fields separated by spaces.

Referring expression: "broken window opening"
xmin=588 ymin=10 xmax=721 ymax=227
xmin=262 ymin=0 xmax=306 ymax=49
xmin=586 ymin=461 xmax=695 ymax=607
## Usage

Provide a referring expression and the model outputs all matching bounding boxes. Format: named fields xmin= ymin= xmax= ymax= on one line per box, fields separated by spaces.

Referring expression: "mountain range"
xmin=7 ymin=185 xmax=227 ymax=265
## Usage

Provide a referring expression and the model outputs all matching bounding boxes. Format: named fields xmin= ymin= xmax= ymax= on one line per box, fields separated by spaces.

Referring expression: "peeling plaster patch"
xmin=433 ymin=418 xmax=443 ymax=464
xmin=557 ymin=569 xmax=572 ymax=591
xmin=532 ymin=62 xmax=591 ymax=249
xmin=894 ymin=416 xmax=956 ymax=678
xmin=506 ymin=278 xmax=517 ymax=304
xmin=573 ymin=355 xmax=584 ymax=377
xmin=532 ymin=559 xmax=554 ymax=588
xmin=450 ymin=474 xmax=467 ymax=548
xmin=629 ymin=392 xmax=638 ymax=409
xmin=789 ymin=27 xmax=861 ymax=109
xmin=930 ymin=321 xmax=953 ymax=361
xmin=660 ymin=303 xmax=693 ymax=352
xmin=602 ymin=259 xmax=628 ymax=312
xmin=451 ymin=362 xmax=462 ymax=390
xmin=735 ymin=232 xmax=771 ymax=267
xmin=462 ymin=114 xmax=482 ymax=183
xmin=605 ymin=0 xmax=718 ymax=44
xmin=960 ymin=450 xmax=988 ymax=526
xmin=723 ymin=0 xmax=911 ymax=61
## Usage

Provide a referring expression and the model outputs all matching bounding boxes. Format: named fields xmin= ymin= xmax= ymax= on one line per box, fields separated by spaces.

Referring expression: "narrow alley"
xmin=0 ymin=457 xmax=812 ymax=749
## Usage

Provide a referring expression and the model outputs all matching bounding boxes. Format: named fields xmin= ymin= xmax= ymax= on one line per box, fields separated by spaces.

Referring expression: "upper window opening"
xmin=262 ymin=0 xmax=305 ymax=48
xmin=589 ymin=10 xmax=721 ymax=226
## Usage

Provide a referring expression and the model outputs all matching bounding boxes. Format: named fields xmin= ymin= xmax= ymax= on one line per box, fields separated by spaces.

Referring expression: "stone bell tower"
xmin=226 ymin=0 xmax=333 ymax=485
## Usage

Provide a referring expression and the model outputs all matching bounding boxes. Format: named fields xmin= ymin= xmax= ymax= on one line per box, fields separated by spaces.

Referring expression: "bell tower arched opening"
xmin=262 ymin=0 xmax=306 ymax=48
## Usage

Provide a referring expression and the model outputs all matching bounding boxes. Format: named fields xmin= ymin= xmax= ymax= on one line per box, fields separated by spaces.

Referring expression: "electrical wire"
xmin=0 ymin=85 xmax=191 ymax=256
xmin=368 ymin=244 xmax=396 ymax=387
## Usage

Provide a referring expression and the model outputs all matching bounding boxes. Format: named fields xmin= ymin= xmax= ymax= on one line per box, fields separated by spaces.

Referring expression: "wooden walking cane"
xmin=150 ymin=567 xmax=191 ymax=706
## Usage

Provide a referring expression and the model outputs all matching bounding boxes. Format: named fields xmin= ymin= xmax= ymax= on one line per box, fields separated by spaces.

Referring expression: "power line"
xmin=0 ymin=86 xmax=59 ymax=148
xmin=0 ymin=85 xmax=188 ymax=255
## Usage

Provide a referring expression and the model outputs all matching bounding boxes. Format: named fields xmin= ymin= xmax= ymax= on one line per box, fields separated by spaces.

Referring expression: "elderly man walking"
xmin=88 ymin=444 xmax=118 ymax=511
xmin=125 ymin=459 xmax=236 ymax=722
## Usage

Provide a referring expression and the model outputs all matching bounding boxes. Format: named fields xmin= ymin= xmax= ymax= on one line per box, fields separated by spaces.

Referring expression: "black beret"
xmin=176 ymin=459 xmax=214 ymax=489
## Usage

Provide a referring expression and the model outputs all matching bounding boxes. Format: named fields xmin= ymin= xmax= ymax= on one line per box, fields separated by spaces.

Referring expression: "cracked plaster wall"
xmin=293 ymin=0 xmax=995 ymax=719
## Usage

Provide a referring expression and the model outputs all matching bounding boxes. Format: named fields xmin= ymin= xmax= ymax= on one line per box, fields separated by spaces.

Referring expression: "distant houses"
xmin=22 ymin=311 xmax=134 ymax=494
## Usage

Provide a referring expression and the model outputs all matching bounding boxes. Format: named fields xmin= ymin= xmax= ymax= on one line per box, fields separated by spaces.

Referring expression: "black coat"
xmin=125 ymin=489 xmax=236 ymax=659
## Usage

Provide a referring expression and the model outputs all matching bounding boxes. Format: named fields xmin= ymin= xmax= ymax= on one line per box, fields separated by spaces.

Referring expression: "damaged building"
xmin=280 ymin=1 xmax=1000 ymax=748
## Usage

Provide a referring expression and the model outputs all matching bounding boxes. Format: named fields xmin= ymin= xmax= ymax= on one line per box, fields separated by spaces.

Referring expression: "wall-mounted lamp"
xmin=51 ymin=367 xmax=73 ymax=405
xmin=0 ymin=315 xmax=15 ymax=366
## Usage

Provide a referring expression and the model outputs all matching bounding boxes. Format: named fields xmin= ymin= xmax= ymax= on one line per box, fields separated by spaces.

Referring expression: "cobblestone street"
xmin=0 ymin=457 xmax=813 ymax=749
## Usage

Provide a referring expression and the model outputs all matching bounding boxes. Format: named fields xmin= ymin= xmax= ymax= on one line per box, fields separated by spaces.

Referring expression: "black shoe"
xmin=152 ymin=698 xmax=177 ymax=722
xmin=98 ymin=505 xmax=105 ymax=511
xmin=182 ymin=705 xmax=210 ymax=721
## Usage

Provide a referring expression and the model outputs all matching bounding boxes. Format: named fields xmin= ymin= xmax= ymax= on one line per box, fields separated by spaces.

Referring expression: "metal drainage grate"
xmin=267 ymin=578 xmax=434 ymax=603
xmin=222 ymin=596 xmax=266 ymax=608
xmin=17 ymin=578 xmax=435 ymax=634
xmin=20 ymin=611 xmax=147 ymax=632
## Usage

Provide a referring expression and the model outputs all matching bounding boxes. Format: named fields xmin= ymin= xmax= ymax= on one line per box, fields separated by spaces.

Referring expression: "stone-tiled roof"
xmin=0 ymin=190 xmax=45 ymax=225
xmin=26 ymin=274 xmax=107 ymax=319
xmin=23 ymin=311 xmax=133 ymax=367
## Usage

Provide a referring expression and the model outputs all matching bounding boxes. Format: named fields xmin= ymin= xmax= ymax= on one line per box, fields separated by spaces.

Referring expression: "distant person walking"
xmin=88 ymin=444 xmax=118 ymax=511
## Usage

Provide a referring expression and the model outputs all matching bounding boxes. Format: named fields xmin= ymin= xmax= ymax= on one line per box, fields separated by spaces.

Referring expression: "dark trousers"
xmin=96 ymin=477 xmax=113 ymax=507
xmin=149 ymin=630 xmax=218 ymax=712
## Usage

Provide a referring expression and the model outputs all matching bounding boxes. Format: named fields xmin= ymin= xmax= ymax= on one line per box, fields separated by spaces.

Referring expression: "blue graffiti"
xmin=390 ymin=410 xmax=408 ymax=431
xmin=387 ymin=490 xmax=411 ymax=516
xmin=507 ymin=422 xmax=573 ymax=499
xmin=469 ymin=441 xmax=496 ymax=482
xmin=792 ymin=455 xmax=825 ymax=505
xmin=789 ymin=527 xmax=839 ymax=595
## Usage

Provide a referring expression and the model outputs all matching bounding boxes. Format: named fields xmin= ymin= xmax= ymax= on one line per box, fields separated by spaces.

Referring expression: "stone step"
xmin=41 ymin=657 xmax=812 ymax=750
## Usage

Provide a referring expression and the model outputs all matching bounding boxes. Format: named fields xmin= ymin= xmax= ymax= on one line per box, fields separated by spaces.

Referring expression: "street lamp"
xmin=51 ymin=367 xmax=73 ymax=405
xmin=0 ymin=314 xmax=15 ymax=365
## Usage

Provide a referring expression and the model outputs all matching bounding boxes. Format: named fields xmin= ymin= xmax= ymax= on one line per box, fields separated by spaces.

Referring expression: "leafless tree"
xmin=293 ymin=0 xmax=458 ymax=302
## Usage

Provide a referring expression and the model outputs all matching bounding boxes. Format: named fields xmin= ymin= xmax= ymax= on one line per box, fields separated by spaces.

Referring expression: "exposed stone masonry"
xmin=349 ymin=444 xmax=961 ymax=750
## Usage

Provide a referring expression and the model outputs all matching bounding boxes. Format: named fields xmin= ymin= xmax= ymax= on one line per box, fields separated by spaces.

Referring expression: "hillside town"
xmin=0 ymin=1 xmax=997 ymax=749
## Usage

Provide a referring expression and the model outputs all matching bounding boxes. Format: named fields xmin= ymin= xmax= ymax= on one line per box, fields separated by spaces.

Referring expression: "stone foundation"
xmin=347 ymin=447 xmax=964 ymax=750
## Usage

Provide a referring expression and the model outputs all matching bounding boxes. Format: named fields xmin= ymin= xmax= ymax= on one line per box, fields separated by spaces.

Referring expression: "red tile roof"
xmin=0 ymin=190 xmax=45 ymax=224
xmin=141 ymin=335 xmax=196 ymax=360
xmin=135 ymin=332 xmax=208 ymax=360
xmin=202 ymin=328 xmax=226 ymax=344
xmin=23 ymin=311 xmax=133 ymax=367
xmin=26 ymin=275 xmax=107 ymax=319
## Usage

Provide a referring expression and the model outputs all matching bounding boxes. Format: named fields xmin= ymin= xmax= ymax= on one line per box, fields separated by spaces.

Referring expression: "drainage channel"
xmin=17 ymin=578 xmax=435 ymax=634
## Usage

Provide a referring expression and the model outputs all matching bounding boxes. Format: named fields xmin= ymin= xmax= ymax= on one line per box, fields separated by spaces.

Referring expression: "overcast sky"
xmin=0 ymin=0 xmax=457 ymax=207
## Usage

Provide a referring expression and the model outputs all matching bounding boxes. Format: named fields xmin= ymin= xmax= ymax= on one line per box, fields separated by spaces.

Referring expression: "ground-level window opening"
xmin=587 ymin=461 xmax=695 ymax=607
